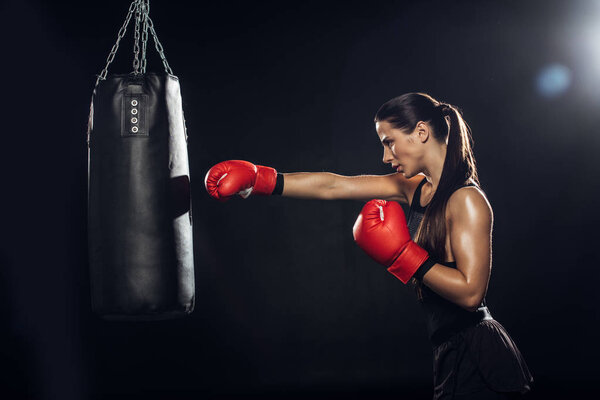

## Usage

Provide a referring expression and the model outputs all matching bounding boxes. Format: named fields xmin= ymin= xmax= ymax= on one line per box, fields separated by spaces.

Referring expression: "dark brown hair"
xmin=374 ymin=93 xmax=480 ymax=299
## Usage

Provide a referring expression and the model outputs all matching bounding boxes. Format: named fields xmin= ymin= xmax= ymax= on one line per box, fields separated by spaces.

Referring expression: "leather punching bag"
xmin=86 ymin=1 xmax=194 ymax=320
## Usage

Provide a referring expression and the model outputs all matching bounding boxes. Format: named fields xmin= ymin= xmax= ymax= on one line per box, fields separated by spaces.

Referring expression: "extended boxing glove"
xmin=353 ymin=199 xmax=436 ymax=283
xmin=204 ymin=160 xmax=278 ymax=201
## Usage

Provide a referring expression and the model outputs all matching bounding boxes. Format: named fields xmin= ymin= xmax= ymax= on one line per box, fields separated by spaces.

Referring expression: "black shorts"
xmin=432 ymin=319 xmax=533 ymax=400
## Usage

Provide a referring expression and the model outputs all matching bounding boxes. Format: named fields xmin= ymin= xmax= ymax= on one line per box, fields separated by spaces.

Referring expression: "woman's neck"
xmin=421 ymin=144 xmax=447 ymax=192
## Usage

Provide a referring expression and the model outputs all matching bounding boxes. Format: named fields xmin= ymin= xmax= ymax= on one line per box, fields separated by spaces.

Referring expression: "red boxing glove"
xmin=353 ymin=199 xmax=435 ymax=283
xmin=204 ymin=160 xmax=277 ymax=201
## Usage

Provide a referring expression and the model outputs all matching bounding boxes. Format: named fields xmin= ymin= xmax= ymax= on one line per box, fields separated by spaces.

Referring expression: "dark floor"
xmin=85 ymin=379 xmax=593 ymax=400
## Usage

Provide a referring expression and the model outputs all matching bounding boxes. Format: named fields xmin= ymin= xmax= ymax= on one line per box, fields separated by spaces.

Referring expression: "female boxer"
xmin=204 ymin=92 xmax=533 ymax=399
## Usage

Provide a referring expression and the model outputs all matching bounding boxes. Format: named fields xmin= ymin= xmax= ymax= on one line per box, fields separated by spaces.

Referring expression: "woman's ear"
xmin=416 ymin=121 xmax=431 ymax=143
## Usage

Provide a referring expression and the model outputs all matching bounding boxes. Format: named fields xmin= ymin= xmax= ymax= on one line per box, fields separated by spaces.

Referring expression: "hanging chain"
xmin=95 ymin=0 xmax=174 ymax=85
xmin=95 ymin=0 xmax=139 ymax=86
xmin=147 ymin=15 xmax=174 ymax=75
xmin=140 ymin=0 xmax=150 ymax=73
xmin=132 ymin=2 xmax=142 ymax=74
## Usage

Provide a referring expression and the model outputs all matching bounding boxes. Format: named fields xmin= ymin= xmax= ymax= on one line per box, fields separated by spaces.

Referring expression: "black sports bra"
xmin=407 ymin=177 xmax=491 ymax=346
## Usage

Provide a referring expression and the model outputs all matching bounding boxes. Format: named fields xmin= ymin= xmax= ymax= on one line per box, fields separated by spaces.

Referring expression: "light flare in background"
xmin=536 ymin=64 xmax=572 ymax=98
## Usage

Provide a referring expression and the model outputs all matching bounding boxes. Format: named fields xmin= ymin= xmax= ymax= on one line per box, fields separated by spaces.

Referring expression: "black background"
xmin=1 ymin=0 xmax=599 ymax=399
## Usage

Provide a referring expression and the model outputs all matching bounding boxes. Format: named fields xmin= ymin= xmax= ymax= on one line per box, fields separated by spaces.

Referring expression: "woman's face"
xmin=376 ymin=120 xmax=425 ymax=178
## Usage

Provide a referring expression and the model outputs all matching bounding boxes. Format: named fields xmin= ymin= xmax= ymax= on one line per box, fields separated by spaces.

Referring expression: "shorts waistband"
xmin=430 ymin=306 xmax=493 ymax=347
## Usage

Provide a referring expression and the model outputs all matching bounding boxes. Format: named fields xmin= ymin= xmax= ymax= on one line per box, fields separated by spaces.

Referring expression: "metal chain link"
xmin=140 ymin=0 xmax=150 ymax=73
xmin=147 ymin=15 xmax=174 ymax=75
xmin=95 ymin=0 xmax=139 ymax=86
xmin=132 ymin=2 xmax=142 ymax=74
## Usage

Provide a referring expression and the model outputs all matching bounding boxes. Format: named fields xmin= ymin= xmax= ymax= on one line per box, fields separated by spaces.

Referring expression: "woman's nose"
xmin=382 ymin=147 xmax=394 ymax=164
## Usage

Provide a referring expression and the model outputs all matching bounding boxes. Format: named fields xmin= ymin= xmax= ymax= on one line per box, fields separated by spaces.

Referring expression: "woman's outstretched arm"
xmin=282 ymin=171 xmax=421 ymax=203
xmin=421 ymin=187 xmax=494 ymax=311
xmin=204 ymin=159 xmax=422 ymax=203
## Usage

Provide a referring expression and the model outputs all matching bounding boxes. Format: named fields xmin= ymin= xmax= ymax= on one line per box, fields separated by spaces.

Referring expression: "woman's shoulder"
xmin=446 ymin=184 xmax=493 ymax=224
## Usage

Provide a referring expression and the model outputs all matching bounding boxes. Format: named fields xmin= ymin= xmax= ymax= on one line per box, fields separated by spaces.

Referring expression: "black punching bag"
xmin=86 ymin=1 xmax=194 ymax=320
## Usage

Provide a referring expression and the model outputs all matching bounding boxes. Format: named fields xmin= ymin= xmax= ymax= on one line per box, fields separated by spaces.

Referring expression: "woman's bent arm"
xmin=422 ymin=187 xmax=493 ymax=311
xmin=281 ymin=172 xmax=418 ymax=203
